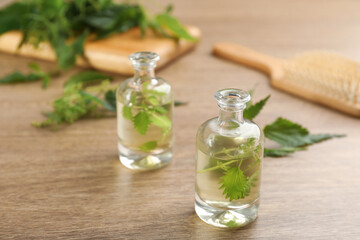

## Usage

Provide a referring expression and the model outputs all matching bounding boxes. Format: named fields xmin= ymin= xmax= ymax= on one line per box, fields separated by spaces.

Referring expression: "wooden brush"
xmin=213 ymin=42 xmax=360 ymax=117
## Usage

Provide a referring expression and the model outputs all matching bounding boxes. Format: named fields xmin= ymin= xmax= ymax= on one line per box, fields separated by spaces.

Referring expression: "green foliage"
xmin=121 ymin=83 xmax=172 ymax=151
xmin=0 ymin=0 xmax=196 ymax=70
xmin=54 ymin=31 xmax=89 ymax=70
xmin=0 ymin=3 xmax=27 ymax=34
xmin=65 ymin=71 xmax=112 ymax=88
xmin=0 ymin=71 xmax=42 ymax=84
xmin=198 ymin=138 xmax=261 ymax=201
xmin=244 ymin=95 xmax=270 ymax=120
xmin=78 ymin=90 xmax=115 ymax=111
xmin=264 ymin=147 xmax=305 ymax=157
xmin=122 ymin=106 xmax=132 ymax=120
xmin=134 ymin=111 xmax=151 ymax=135
xmin=219 ymin=167 xmax=251 ymax=201
xmin=197 ymin=89 xmax=344 ymax=201
xmin=82 ymin=4 xmax=146 ymax=39
xmin=174 ymin=101 xmax=188 ymax=106
xmin=104 ymin=89 xmax=116 ymax=110
xmin=139 ymin=141 xmax=158 ymax=152
xmin=264 ymin=117 xmax=345 ymax=148
xmin=224 ymin=220 xmax=240 ymax=228
xmin=33 ymin=83 xmax=98 ymax=129
xmin=149 ymin=113 xmax=172 ymax=134
xmin=0 ymin=63 xmax=56 ymax=88
xmin=154 ymin=11 xmax=196 ymax=41
xmin=33 ymin=72 xmax=114 ymax=129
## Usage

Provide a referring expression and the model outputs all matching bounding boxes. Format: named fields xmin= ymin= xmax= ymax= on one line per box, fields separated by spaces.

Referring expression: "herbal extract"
xmin=195 ymin=89 xmax=264 ymax=228
xmin=117 ymin=52 xmax=173 ymax=171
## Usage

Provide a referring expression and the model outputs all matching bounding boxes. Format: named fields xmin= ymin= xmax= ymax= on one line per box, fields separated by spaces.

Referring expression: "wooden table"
xmin=1 ymin=0 xmax=360 ymax=239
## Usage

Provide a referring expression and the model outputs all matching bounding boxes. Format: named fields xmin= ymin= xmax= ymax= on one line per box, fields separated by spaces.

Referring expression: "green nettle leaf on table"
xmin=174 ymin=101 xmax=188 ymax=107
xmin=0 ymin=71 xmax=42 ymax=84
xmin=32 ymin=71 xmax=114 ymax=129
xmin=241 ymin=92 xmax=344 ymax=157
xmin=264 ymin=147 xmax=305 ymax=157
xmin=263 ymin=117 xmax=345 ymax=157
xmin=0 ymin=63 xmax=58 ymax=88
xmin=64 ymin=71 xmax=112 ymax=88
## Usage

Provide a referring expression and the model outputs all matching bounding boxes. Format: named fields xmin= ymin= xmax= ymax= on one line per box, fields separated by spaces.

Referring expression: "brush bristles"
xmin=284 ymin=51 xmax=360 ymax=104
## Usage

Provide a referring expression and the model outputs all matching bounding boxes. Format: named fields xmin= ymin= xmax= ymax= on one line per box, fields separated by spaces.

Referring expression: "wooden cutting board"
xmin=0 ymin=26 xmax=201 ymax=75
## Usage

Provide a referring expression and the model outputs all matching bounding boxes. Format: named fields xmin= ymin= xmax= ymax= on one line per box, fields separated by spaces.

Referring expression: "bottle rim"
xmin=214 ymin=88 xmax=251 ymax=109
xmin=129 ymin=52 xmax=160 ymax=69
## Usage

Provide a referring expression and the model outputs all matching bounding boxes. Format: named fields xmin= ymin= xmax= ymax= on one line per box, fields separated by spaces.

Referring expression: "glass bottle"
xmin=116 ymin=52 xmax=173 ymax=171
xmin=195 ymin=89 xmax=264 ymax=228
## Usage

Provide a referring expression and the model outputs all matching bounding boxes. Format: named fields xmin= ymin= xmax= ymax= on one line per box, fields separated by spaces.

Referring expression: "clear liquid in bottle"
xmin=116 ymin=52 xmax=173 ymax=171
xmin=195 ymin=89 xmax=264 ymax=228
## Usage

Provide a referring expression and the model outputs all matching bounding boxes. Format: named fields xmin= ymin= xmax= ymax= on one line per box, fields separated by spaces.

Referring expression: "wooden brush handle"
xmin=213 ymin=42 xmax=283 ymax=79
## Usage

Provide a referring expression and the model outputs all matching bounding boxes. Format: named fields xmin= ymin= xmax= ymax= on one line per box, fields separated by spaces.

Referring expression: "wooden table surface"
xmin=1 ymin=0 xmax=360 ymax=239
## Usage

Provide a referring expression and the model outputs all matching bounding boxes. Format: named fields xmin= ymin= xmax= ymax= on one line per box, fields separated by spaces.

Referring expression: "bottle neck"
xmin=133 ymin=67 xmax=155 ymax=85
xmin=217 ymin=107 xmax=244 ymax=129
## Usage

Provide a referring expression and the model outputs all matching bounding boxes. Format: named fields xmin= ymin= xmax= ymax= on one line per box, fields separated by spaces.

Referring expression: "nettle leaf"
xmin=219 ymin=167 xmax=252 ymax=201
xmin=264 ymin=147 xmax=305 ymax=157
xmin=41 ymin=74 xmax=51 ymax=89
xmin=0 ymin=62 xmax=54 ymax=88
xmin=0 ymin=0 xmax=195 ymax=71
xmin=54 ymin=30 xmax=89 ymax=70
xmin=174 ymin=101 xmax=187 ymax=107
xmin=147 ymin=96 xmax=159 ymax=106
xmin=155 ymin=106 xmax=167 ymax=114
xmin=83 ymin=4 xmax=144 ymax=39
xmin=105 ymin=89 xmax=116 ymax=111
xmin=78 ymin=90 xmax=115 ymax=112
xmin=33 ymin=84 xmax=89 ymax=129
xmin=0 ymin=2 xmax=26 ymax=34
xmin=0 ymin=71 xmax=42 ymax=84
xmin=28 ymin=62 xmax=53 ymax=89
xmin=65 ymin=71 xmax=111 ymax=88
xmin=122 ymin=106 xmax=132 ymax=120
xmin=224 ymin=220 xmax=240 ymax=228
xmin=244 ymin=95 xmax=270 ymax=120
xmin=28 ymin=62 xmax=41 ymax=71
xmin=134 ymin=111 xmax=150 ymax=135
xmin=264 ymin=117 xmax=344 ymax=147
xmin=150 ymin=113 xmax=171 ymax=131
xmin=155 ymin=13 xmax=196 ymax=41
xmin=139 ymin=141 xmax=158 ymax=152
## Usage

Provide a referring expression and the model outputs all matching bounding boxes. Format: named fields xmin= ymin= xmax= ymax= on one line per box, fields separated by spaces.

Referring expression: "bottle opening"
xmin=214 ymin=88 xmax=250 ymax=109
xmin=129 ymin=52 xmax=160 ymax=69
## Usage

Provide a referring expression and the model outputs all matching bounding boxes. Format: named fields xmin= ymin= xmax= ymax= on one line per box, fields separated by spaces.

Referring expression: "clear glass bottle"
xmin=116 ymin=52 xmax=173 ymax=171
xmin=195 ymin=89 xmax=264 ymax=228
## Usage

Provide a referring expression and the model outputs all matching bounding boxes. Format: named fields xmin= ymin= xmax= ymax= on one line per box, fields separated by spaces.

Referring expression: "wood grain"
xmin=0 ymin=27 xmax=201 ymax=75
xmin=1 ymin=0 xmax=360 ymax=239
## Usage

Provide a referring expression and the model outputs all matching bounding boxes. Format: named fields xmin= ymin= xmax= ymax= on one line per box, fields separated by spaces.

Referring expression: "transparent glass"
xmin=195 ymin=89 xmax=264 ymax=228
xmin=116 ymin=52 xmax=173 ymax=171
